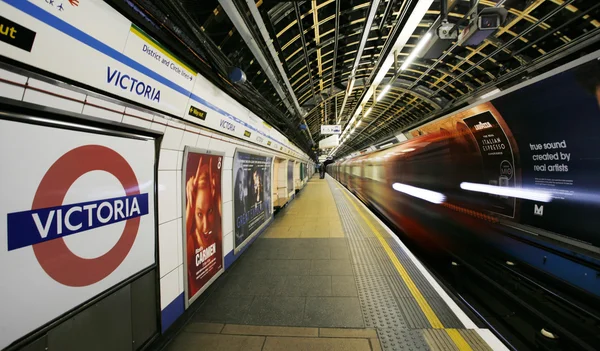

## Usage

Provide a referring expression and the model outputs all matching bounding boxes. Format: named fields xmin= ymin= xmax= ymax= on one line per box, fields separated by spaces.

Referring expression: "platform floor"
xmin=165 ymin=176 xmax=506 ymax=351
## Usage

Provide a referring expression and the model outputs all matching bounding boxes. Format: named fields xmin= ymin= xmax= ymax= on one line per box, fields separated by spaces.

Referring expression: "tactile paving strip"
xmin=327 ymin=178 xmax=471 ymax=350
xmin=378 ymin=328 xmax=430 ymax=351
xmin=459 ymin=330 xmax=494 ymax=351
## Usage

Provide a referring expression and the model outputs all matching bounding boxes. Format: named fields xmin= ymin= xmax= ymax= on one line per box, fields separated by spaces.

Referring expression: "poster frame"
xmin=232 ymin=147 xmax=274 ymax=254
xmin=181 ymin=146 xmax=225 ymax=308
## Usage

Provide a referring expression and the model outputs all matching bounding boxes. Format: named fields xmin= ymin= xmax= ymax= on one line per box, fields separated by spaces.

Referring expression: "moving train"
xmin=330 ymin=52 xmax=600 ymax=350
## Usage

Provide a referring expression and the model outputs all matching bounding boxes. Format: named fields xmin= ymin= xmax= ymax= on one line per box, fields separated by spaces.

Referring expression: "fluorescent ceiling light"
xmin=364 ymin=107 xmax=372 ymax=117
xmin=401 ymin=148 xmax=415 ymax=153
xmin=479 ymin=88 xmax=501 ymax=100
xmin=357 ymin=120 xmax=362 ymax=126
xmin=400 ymin=31 xmax=433 ymax=71
xmin=377 ymin=84 xmax=391 ymax=102
xmin=460 ymin=182 xmax=553 ymax=202
xmin=393 ymin=183 xmax=446 ymax=204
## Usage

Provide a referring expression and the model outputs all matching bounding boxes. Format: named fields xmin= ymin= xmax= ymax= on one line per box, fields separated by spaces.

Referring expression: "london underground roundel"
xmin=7 ymin=145 xmax=150 ymax=287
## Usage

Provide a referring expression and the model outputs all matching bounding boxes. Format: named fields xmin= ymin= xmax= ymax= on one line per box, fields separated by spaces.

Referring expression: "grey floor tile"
xmin=292 ymin=246 xmax=330 ymax=260
xmin=328 ymin=238 xmax=349 ymax=247
xmin=310 ymin=259 xmax=353 ymax=276
xmin=276 ymin=276 xmax=332 ymax=296
xmin=330 ymin=246 xmax=350 ymax=259
xmin=244 ymin=296 xmax=306 ymax=326
xmin=167 ymin=332 xmax=264 ymax=351
xmin=332 ymin=275 xmax=358 ymax=296
xmin=229 ymin=259 xmax=271 ymax=276
xmin=195 ymin=295 xmax=254 ymax=324
xmin=303 ymin=297 xmax=364 ymax=328
xmin=270 ymin=260 xmax=312 ymax=276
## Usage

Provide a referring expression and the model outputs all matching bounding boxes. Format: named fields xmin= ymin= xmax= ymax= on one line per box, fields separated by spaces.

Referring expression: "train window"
xmin=372 ymin=165 xmax=385 ymax=182
xmin=364 ymin=164 xmax=373 ymax=179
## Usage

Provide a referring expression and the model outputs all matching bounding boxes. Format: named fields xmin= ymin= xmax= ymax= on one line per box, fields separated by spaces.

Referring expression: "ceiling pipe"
xmin=336 ymin=0 xmax=381 ymax=124
xmin=243 ymin=0 xmax=314 ymax=143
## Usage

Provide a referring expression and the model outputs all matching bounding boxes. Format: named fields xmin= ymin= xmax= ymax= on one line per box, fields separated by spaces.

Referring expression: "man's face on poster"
xmin=194 ymin=178 xmax=214 ymax=239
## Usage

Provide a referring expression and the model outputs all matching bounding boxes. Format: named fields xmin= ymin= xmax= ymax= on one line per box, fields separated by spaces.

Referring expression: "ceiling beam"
xmin=329 ymin=0 xmax=340 ymax=98
xmin=294 ymin=1 xmax=320 ymax=105
xmin=336 ymin=0 xmax=381 ymax=124
xmin=312 ymin=0 xmax=324 ymax=92
xmin=243 ymin=0 xmax=314 ymax=144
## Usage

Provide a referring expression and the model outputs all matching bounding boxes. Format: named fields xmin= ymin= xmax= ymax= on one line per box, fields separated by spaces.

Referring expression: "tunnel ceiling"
xmin=123 ymin=0 xmax=600 ymax=158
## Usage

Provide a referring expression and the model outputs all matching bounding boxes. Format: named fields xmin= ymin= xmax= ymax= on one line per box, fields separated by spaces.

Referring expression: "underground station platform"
xmin=162 ymin=176 xmax=508 ymax=351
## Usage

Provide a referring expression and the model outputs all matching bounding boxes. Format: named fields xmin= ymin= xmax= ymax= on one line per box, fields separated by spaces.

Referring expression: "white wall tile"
xmin=177 ymin=151 xmax=184 ymax=169
xmin=158 ymin=149 xmax=178 ymax=171
xmin=177 ymin=264 xmax=184 ymax=296
xmin=176 ymin=218 xmax=183 ymax=266
xmin=222 ymin=170 xmax=232 ymax=203
xmin=0 ymin=68 xmax=27 ymax=100
xmin=160 ymin=269 xmax=180 ymax=310
xmin=122 ymin=114 xmax=152 ymax=129
xmin=159 ymin=220 xmax=179 ymax=278
xmin=176 ymin=170 xmax=183 ymax=219
xmin=196 ymin=134 xmax=212 ymax=149
xmin=222 ymin=200 xmax=233 ymax=235
xmin=158 ymin=170 xmax=177 ymax=224
xmin=180 ymin=131 xmax=199 ymax=150
xmin=223 ymin=156 xmax=233 ymax=170
xmin=161 ymin=126 xmax=184 ymax=150
xmin=82 ymin=96 xmax=124 ymax=123
xmin=24 ymin=79 xmax=85 ymax=114
xmin=122 ymin=107 xmax=153 ymax=129
xmin=208 ymin=138 xmax=236 ymax=157
xmin=125 ymin=106 xmax=154 ymax=121
xmin=150 ymin=120 xmax=167 ymax=134
xmin=223 ymin=232 xmax=233 ymax=256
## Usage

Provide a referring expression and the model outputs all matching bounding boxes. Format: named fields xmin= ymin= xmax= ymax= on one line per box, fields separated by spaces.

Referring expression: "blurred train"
xmin=330 ymin=52 xmax=600 ymax=350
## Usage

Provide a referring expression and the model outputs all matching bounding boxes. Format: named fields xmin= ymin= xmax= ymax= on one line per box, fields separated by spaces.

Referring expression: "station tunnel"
xmin=1 ymin=0 xmax=599 ymax=350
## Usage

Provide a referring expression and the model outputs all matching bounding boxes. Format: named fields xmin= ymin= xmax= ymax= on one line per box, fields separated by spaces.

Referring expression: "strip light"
xmin=400 ymin=31 xmax=433 ymax=71
xmin=460 ymin=182 xmax=553 ymax=202
xmin=393 ymin=183 xmax=446 ymax=204
xmin=478 ymin=88 xmax=501 ymax=100
xmin=376 ymin=84 xmax=391 ymax=101
xmin=364 ymin=107 xmax=372 ymax=117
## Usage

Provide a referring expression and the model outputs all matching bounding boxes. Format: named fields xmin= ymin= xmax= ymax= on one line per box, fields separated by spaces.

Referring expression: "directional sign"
xmin=321 ymin=125 xmax=341 ymax=135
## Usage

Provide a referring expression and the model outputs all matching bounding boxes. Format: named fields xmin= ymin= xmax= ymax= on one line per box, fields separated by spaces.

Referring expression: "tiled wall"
xmin=0 ymin=67 xmax=312 ymax=333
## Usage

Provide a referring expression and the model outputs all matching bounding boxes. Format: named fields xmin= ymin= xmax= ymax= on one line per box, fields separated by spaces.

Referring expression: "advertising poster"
xmin=492 ymin=58 xmax=600 ymax=247
xmin=0 ymin=118 xmax=155 ymax=350
xmin=287 ymin=160 xmax=294 ymax=194
xmin=233 ymin=151 xmax=272 ymax=250
xmin=462 ymin=111 xmax=516 ymax=217
xmin=183 ymin=148 xmax=223 ymax=303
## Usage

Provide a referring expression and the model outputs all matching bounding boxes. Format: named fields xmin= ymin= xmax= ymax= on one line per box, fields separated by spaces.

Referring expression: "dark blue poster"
xmin=492 ymin=59 xmax=600 ymax=246
xmin=233 ymin=151 xmax=272 ymax=249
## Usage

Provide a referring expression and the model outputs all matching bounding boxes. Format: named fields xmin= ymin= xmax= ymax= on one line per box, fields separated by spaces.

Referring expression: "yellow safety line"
xmin=338 ymin=185 xmax=474 ymax=351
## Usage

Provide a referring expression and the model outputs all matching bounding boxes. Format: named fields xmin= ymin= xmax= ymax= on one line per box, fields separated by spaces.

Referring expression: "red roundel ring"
xmin=31 ymin=145 xmax=141 ymax=287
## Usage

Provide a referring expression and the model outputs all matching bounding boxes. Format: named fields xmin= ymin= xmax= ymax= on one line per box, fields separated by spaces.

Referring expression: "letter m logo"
xmin=534 ymin=204 xmax=544 ymax=216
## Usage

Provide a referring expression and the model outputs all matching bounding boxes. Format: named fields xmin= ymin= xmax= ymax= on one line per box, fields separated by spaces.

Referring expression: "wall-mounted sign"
xmin=244 ymin=130 xmax=251 ymax=138
xmin=319 ymin=134 xmax=339 ymax=149
xmin=188 ymin=105 xmax=207 ymax=120
xmin=321 ymin=125 xmax=342 ymax=135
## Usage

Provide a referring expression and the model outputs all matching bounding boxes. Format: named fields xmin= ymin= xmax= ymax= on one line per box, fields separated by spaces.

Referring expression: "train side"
xmin=330 ymin=52 xmax=600 ymax=350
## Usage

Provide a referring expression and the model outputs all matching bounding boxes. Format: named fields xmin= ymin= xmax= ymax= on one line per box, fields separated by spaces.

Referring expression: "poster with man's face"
xmin=183 ymin=149 xmax=223 ymax=303
xmin=233 ymin=151 xmax=272 ymax=250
